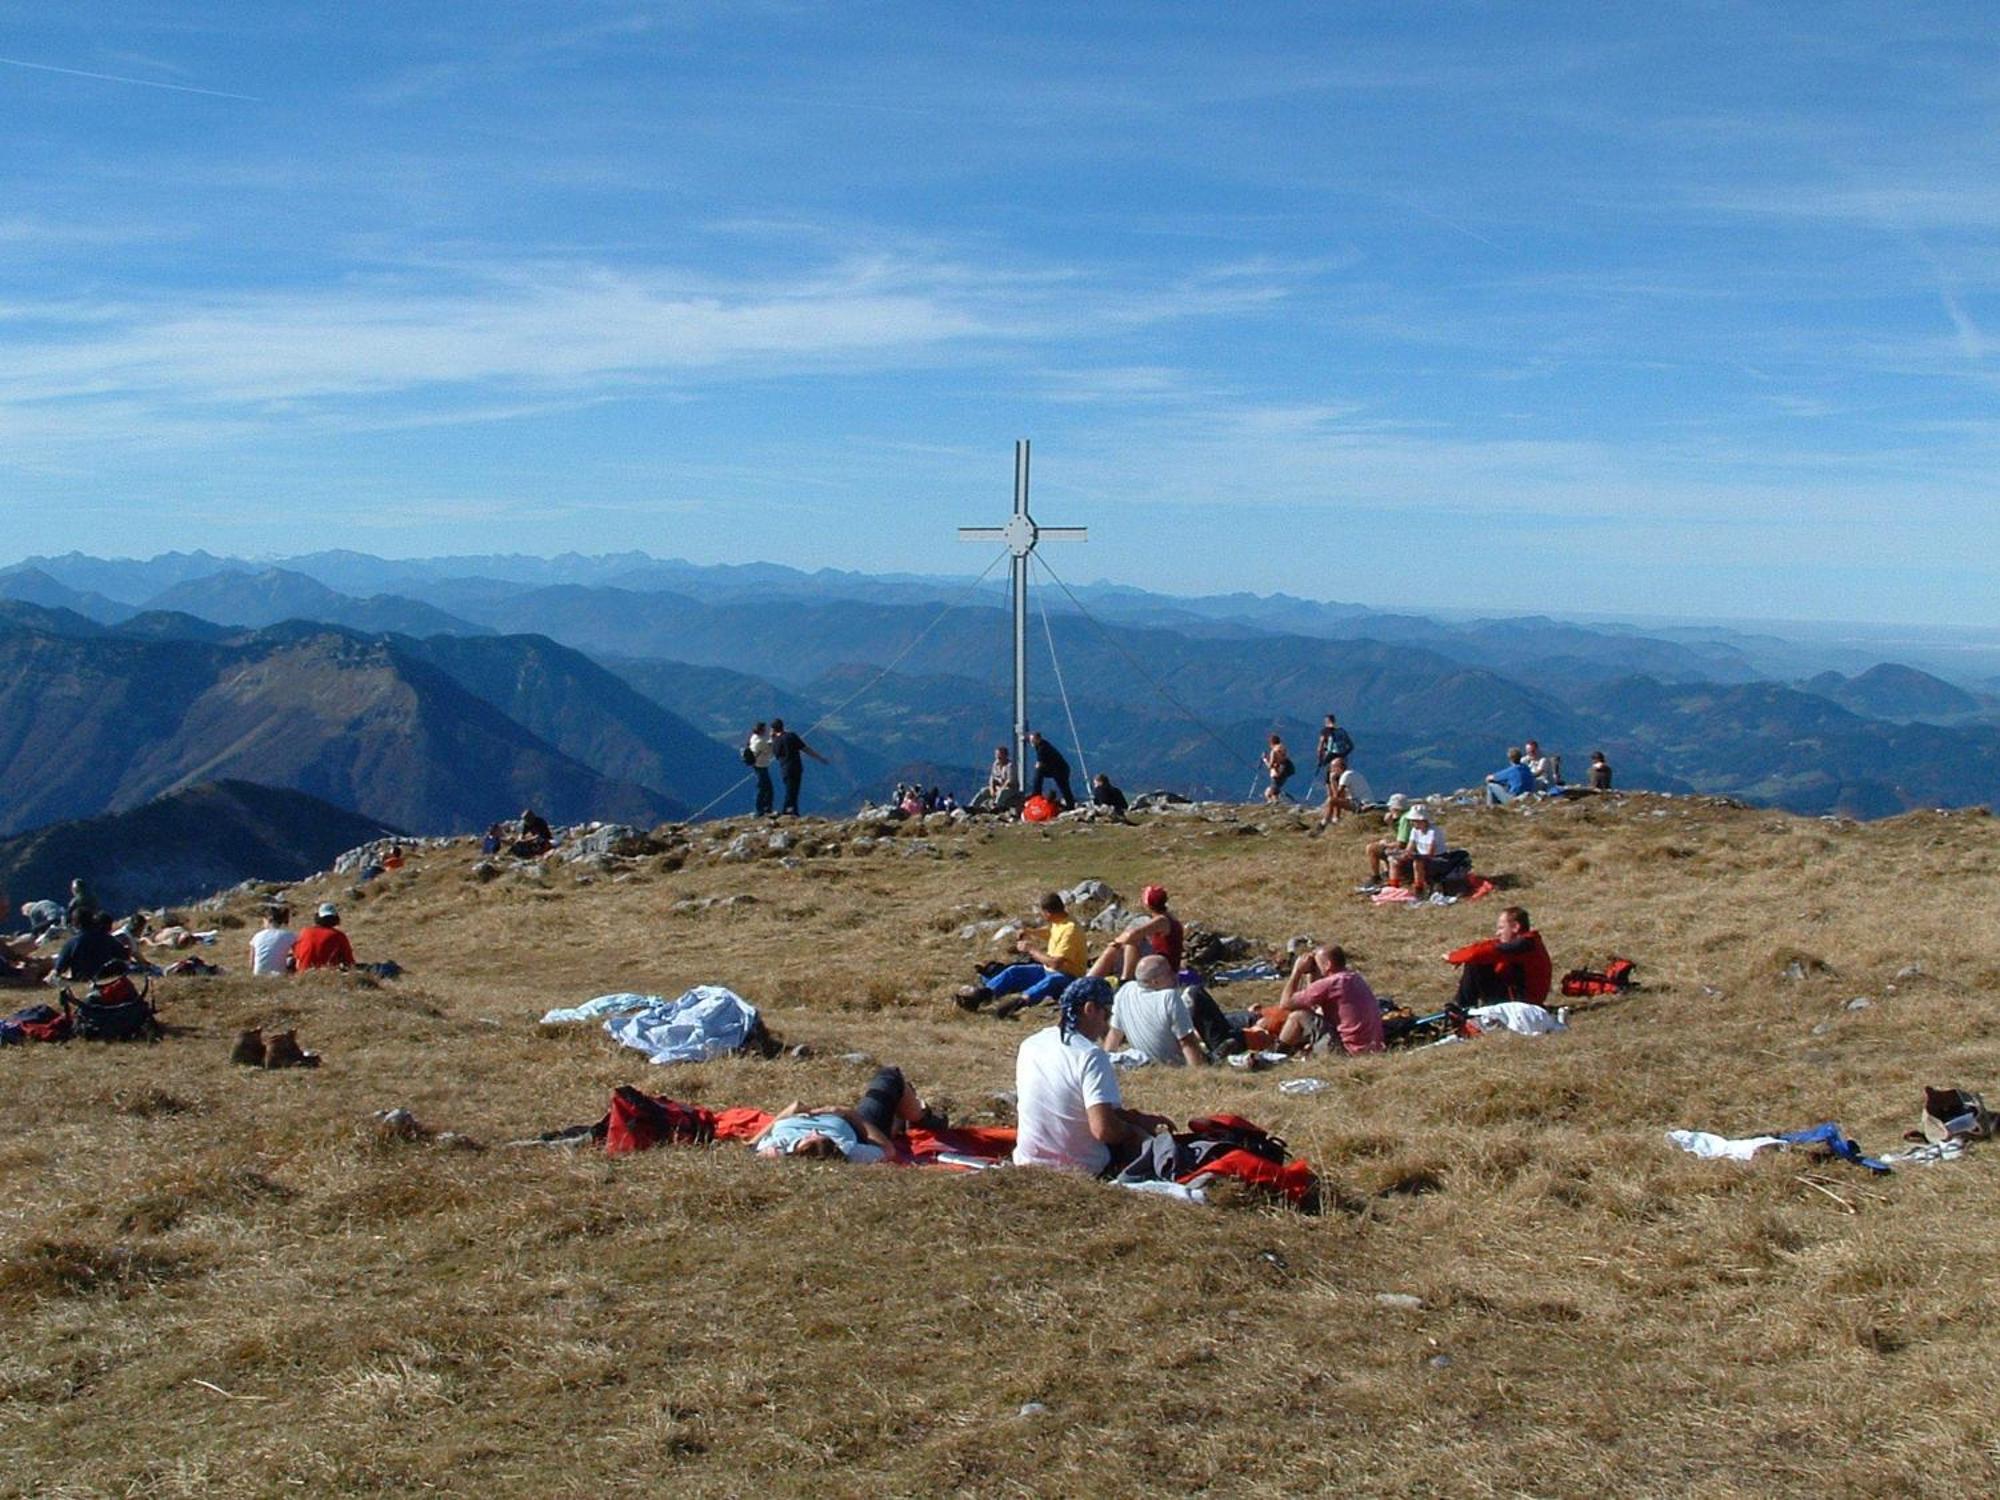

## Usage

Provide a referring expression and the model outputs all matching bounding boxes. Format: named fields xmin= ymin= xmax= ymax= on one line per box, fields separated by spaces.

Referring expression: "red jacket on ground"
xmin=1446 ymin=931 xmax=1552 ymax=1004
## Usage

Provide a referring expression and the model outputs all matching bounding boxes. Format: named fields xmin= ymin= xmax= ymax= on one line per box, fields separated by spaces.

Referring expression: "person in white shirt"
xmin=248 ymin=905 xmax=298 ymax=976
xmin=1389 ymin=805 xmax=1453 ymax=895
xmin=745 ymin=721 xmax=778 ymax=817
xmin=1106 ymin=956 xmax=1208 ymax=1067
xmin=1013 ymin=977 xmax=1176 ymax=1175
xmin=1318 ymin=754 xmax=1362 ymax=829
xmin=1523 ymin=739 xmax=1562 ymax=790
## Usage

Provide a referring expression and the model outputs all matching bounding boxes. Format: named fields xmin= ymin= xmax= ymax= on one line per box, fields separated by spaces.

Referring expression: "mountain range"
xmin=0 ymin=551 xmax=1994 ymax=844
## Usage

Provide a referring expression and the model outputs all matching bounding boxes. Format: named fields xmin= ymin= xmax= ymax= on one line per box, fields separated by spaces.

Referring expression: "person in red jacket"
xmin=1444 ymin=906 xmax=1551 ymax=1008
xmin=292 ymin=903 xmax=356 ymax=972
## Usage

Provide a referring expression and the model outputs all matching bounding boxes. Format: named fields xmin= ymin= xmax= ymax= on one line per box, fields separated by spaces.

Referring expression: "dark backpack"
xmin=740 ymin=745 xmax=757 ymax=766
xmin=65 ymin=966 xmax=160 ymax=1043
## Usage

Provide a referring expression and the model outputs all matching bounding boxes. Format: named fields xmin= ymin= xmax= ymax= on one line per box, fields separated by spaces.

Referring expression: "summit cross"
xmin=957 ymin=439 xmax=1087 ymax=793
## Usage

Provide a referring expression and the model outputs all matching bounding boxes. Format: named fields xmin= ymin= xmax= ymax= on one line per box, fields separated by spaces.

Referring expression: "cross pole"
xmin=957 ymin=440 xmax=1087 ymax=791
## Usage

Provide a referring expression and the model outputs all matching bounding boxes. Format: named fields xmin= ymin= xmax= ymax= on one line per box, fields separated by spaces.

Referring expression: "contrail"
xmin=0 ymin=55 xmax=260 ymax=102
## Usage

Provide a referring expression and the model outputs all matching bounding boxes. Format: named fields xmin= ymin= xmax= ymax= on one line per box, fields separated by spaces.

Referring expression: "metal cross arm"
xmin=953 ymin=439 xmax=1087 ymax=792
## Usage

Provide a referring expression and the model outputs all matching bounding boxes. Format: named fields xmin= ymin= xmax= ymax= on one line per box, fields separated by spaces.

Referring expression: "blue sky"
xmin=1 ymin=3 xmax=1995 ymax=624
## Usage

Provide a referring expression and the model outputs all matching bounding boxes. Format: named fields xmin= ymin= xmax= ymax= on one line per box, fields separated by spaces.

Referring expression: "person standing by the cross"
xmin=1028 ymin=731 xmax=1076 ymax=809
xmin=770 ymin=717 xmax=829 ymax=817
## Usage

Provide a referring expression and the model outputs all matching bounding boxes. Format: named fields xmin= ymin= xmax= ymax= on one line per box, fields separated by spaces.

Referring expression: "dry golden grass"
xmin=2 ymin=793 xmax=1998 ymax=1497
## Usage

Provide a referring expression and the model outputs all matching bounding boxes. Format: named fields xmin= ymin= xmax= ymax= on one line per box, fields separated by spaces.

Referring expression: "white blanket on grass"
xmin=603 ymin=986 xmax=760 ymax=1066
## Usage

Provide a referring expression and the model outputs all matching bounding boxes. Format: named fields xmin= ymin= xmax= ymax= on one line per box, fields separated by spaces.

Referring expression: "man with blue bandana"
xmin=1013 ymin=977 xmax=1176 ymax=1176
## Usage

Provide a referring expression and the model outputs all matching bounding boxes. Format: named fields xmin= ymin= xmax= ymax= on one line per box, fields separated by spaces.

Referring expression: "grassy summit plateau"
xmin=3 ymin=793 xmax=1997 ymax=1497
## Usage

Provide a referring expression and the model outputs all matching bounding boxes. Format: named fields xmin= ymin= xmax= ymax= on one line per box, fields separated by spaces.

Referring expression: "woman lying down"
xmin=753 ymin=1066 xmax=947 ymax=1162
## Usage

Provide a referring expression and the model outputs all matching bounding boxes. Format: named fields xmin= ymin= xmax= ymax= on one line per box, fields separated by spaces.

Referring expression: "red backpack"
xmin=604 ymin=1086 xmax=718 ymax=1156
xmin=1561 ymin=958 xmax=1636 ymax=998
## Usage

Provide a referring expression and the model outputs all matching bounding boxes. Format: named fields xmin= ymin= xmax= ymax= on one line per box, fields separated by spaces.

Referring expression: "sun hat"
xmin=1407 ymin=804 xmax=1430 ymax=820
xmin=1387 ymin=794 xmax=1409 ymax=811
xmin=316 ymin=902 xmax=339 ymax=920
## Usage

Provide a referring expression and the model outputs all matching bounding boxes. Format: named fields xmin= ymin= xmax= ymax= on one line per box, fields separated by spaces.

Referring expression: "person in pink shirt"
xmin=1273 ymin=944 xmax=1385 ymax=1055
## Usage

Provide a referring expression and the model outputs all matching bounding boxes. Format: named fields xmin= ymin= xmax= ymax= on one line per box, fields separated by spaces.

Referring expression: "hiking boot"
xmin=990 ymin=995 xmax=1031 ymax=1021
xmin=262 ymin=1029 xmax=306 ymax=1069
xmin=230 ymin=1027 xmax=266 ymax=1066
xmin=952 ymin=983 xmax=991 ymax=1012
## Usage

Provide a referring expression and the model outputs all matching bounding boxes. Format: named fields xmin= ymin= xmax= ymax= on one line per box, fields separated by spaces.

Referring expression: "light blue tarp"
xmin=602 ymin=985 xmax=761 ymax=1066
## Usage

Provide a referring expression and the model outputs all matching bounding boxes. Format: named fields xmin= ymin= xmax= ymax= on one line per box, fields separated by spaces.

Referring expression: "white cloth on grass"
xmin=1467 ymin=1002 xmax=1566 ymax=1036
xmin=1666 ymin=1129 xmax=1786 ymax=1162
xmin=540 ymin=992 xmax=660 ymax=1025
xmin=603 ymin=986 xmax=760 ymax=1065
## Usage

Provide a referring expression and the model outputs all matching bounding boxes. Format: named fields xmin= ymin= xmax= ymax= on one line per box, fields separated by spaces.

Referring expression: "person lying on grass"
xmin=1444 ymin=905 xmax=1551 ymax=1008
xmin=1085 ymin=884 xmax=1183 ymax=983
xmin=1014 ymin=977 xmax=1176 ymax=1176
xmin=954 ymin=890 xmax=1087 ymax=1018
xmin=753 ymin=1066 xmax=946 ymax=1162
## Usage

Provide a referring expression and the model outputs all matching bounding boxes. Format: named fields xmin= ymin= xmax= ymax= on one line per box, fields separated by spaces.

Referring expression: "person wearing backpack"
xmin=1314 ymin=714 xmax=1354 ymax=775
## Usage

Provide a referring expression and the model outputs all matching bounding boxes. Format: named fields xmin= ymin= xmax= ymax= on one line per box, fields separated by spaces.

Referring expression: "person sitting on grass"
xmin=513 ymin=807 xmax=554 ymax=857
xmin=1484 ymin=748 xmax=1536 ymax=805
xmin=954 ymin=890 xmax=1088 ymax=1018
xmin=1090 ymin=772 xmax=1129 ymax=819
xmin=54 ymin=909 xmax=130 ymax=982
xmin=249 ymin=905 xmax=298 ymax=976
xmin=1388 ymin=805 xmax=1454 ymax=895
xmin=753 ymin=1066 xmax=946 ymax=1162
xmin=1085 ymin=884 xmax=1182 ymax=983
xmin=1269 ymin=944 xmax=1386 ymax=1055
xmin=1444 ymin=906 xmax=1552 ymax=1008
xmin=1318 ymin=754 xmax=1360 ymax=829
xmin=1523 ymin=739 xmax=1561 ymax=790
xmin=0 ymin=936 xmax=52 ymax=987
xmin=1014 ymin=977 xmax=1176 ymax=1176
xmin=292 ymin=903 xmax=356 ymax=972
xmin=1363 ymin=794 xmax=1415 ymax=887
xmin=1105 ymin=955 xmax=1209 ymax=1067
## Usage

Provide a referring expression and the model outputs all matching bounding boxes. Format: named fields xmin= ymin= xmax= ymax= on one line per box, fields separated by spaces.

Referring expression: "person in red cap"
xmin=1085 ymin=884 xmax=1184 ymax=983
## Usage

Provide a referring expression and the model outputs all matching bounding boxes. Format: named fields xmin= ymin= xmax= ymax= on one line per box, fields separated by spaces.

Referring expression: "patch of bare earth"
xmin=1 ymin=794 xmax=1996 ymax=1496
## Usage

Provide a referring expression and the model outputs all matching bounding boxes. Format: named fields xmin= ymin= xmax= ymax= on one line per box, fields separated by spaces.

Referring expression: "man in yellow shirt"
xmin=954 ymin=891 xmax=1088 ymax=1018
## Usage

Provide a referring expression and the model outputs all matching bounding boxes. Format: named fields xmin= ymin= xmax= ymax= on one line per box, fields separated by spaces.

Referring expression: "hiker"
xmin=54 ymin=909 xmax=129 ymax=982
xmin=1013 ymin=977 xmax=1176 ymax=1175
xmin=292 ymin=903 xmax=356 ymax=972
xmin=1388 ymin=805 xmax=1455 ymax=895
xmin=249 ymin=905 xmax=298 ymax=976
xmin=1318 ymin=754 xmax=1360 ymax=829
xmin=19 ymin=899 xmax=65 ymax=939
xmin=1263 ymin=733 xmax=1294 ymax=802
xmin=745 ymin=721 xmax=777 ymax=817
xmin=1484 ymin=749 xmax=1536 ymax=805
xmin=66 ymin=877 xmax=96 ymax=930
xmin=753 ymin=1066 xmax=945 ymax=1162
xmin=1364 ymin=794 xmax=1415 ymax=885
xmin=1090 ymin=772 xmax=1128 ymax=818
xmin=954 ymin=890 xmax=1088 ymax=1017
xmin=1588 ymin=750 xmax=1613 ymax=791
xmin=514 ymin=808 xmax=553 ymax=856
xmin=1086 ymin=884 xmax=1183 ymax=983
xmin=481 ymin=822 xmax=505 ymax=855
xmin=1271 ymin=944 xmax=1385 ymax=1055
xmin=1106 ymin=955 xmax=1208 ymax=1067
xmin=769 ymin=717 xmax=828 ymax=817
xmin=381 ymin=843 xmax=406 ymax=871
xmin=1314 ymin=713 xmax=1355 ymax=778
xmin=1445 ymin=906 xmax=1552 ymax=1007
xmin=1524 ymin=739 xmax=1562 ymax=789
xmin=1028 ymin=731 xmax=1075 ymax=809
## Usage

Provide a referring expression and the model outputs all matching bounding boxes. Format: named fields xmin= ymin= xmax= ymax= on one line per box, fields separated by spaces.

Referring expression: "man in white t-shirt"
xmin=1106 ymin=955 xmax=1207 ymax=1068
xmin=248 ymin=905 xmax=298 ymax=976
xmin=1013 ymin=977 xmax=1176 ymax=1175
